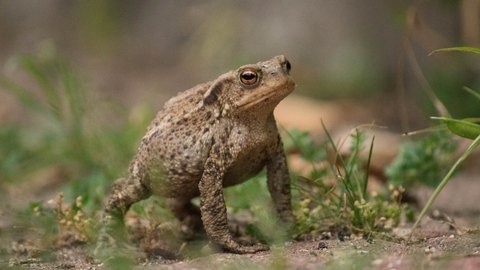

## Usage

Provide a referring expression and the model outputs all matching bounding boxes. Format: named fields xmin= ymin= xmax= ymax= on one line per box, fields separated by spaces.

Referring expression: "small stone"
xmin=424 ymin=246 xmax=436 ymax=254
xmin=317 ymin=241 xmax=328 ymax=250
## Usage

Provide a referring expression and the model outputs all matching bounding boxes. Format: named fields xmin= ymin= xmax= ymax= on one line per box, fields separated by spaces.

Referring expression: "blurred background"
xmin=2 ymin=0 xmax=480 ymax=128
xmin=1 ymin=0 xmax=480 ymax=212
xmin=3 ymin=3 xmax=480 ymax=267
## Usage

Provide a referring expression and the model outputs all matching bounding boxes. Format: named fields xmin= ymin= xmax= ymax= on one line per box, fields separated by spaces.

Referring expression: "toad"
xmin=95 ymin=55 xmax=295 ymax=259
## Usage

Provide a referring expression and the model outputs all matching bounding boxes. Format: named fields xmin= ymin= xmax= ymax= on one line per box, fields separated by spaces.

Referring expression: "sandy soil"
xmin=3 ymin=211 xmax=480 ymax=270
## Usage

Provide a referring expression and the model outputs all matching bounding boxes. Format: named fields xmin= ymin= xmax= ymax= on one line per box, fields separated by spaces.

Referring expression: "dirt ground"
xmin=3 ymin=208 xmax=480 ymax=270
xmin=5 ymin=231 xmax=480 ymax=270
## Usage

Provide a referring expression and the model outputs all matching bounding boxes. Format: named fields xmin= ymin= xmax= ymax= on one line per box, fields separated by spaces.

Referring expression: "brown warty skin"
xmin=94 ymin=55 xmax=296 ymax=259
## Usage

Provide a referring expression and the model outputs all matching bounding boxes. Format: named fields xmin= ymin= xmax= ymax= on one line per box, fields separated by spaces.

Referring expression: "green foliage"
xmin=385 ymin=131 xmax=457 ymax=188
xmin=0 ymin=45 xmax=150 ymax=211
xmin=0 ymin=127 xmax=35 ymax=183
xmin=327 ymin=127 xmax=372 ymax=230
xmin=407 ymin=47 xmax=480 ymax=243
xmin=408 ymin=134 xmax=480 ymax=243
xmin=224 ymin=172 xmax=269 ymax=212
xmin=284 ymin=128 xmax=328 ymax=163
xmin=406 ymin=46 xmax=480 ymax=243
xmin=284 ymin=128 xmax=329 ymax=180
xmin=223 ymin=173 xmax=292 ymax=245
xmin=290 ymin=126 xmax=412 ymax=237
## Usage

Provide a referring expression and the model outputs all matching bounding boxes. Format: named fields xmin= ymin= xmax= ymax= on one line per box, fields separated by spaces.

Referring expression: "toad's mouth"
xmin=235 ymin=85 xmax=294 ymax=110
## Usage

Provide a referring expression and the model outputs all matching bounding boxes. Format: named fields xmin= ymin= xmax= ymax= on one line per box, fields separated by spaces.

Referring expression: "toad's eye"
xmin=240 ymin=70 xmax=258 ymax=85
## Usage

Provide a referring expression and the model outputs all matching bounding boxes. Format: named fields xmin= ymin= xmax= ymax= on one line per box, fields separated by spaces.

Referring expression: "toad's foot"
xmin=218 ymin=239 xmax=270 ymax=254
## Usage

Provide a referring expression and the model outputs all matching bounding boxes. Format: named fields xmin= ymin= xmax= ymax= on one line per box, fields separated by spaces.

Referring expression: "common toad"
xmin=95 ymin=55 xmax=295 ymax=259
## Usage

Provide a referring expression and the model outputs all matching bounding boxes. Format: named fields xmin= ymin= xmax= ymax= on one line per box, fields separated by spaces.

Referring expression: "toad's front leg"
xmin=266 ymin=135 xmax=295 ymax=225
xmin=198 ymin=144 xmax=269 ymax=254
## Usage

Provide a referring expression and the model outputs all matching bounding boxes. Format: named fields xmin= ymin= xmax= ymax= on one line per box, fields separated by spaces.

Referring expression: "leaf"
xmin=432 ymin=117 xmax=480 ymax=140
xmin=429 ymin=47 xmax=480 ymax=56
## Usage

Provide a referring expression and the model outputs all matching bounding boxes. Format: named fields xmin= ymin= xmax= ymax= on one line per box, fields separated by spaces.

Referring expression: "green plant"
xmin=289 ymin=124 xmax=412 ymax=238
xmin=48 ymin=192 xmax=97 ymax=245
xmin=406 ymin=46 xmax=480 ymax=243
xmin=408 ymin=133 xmax=480 ymax=243
xmin=0 ymin=44 xmax=151 ymax=211
xmin=0 ymin=45 xmax=164 ymax=266
xmin=385 ymin=130 xmax=457 ymax=189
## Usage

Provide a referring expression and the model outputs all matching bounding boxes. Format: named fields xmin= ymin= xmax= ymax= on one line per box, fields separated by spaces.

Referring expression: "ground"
xmin=5 ymin=234 xmax=480 ymax=269
xmin=4 ymin=211 xmax=480 ymax=270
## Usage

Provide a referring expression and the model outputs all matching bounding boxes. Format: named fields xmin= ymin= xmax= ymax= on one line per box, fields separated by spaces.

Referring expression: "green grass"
xmin=283 ymin=126 xmax=413 ymax=238
xmin=0 ymin=48 xmax=152 ymax=211
xmin=0 ymin=49 xmax=146 ymax=263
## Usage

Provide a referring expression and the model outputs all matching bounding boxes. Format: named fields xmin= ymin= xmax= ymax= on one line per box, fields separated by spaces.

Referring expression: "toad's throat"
xmin=235 ymin=86 xmax=291 ymax=110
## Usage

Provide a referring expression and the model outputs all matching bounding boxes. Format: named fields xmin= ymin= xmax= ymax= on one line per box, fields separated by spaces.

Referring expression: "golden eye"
xmin=240 ymin=70 xmax=258 ymax=85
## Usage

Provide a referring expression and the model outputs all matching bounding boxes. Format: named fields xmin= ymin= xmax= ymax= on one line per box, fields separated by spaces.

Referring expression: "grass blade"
xmin=463 ymin=86 xmax=480 ymax=101
xmin=362 ymin=136 xmax=374 ymax=198
xmin=0 ymin=74 xmax=53 ymax=119
xmin=429 ymin=47 xmax=480 ymax=56
xmin=19 ymin=56 xmax=62 ymax=120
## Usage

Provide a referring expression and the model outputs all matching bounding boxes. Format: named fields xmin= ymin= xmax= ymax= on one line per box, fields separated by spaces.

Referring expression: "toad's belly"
xmin=147 ymin=161 xmax=266 ymax=199
xmin=145 ymin=151 xmax=267 ymax=199
xmin=223 ymin=159 xmax=266 ymax=187
xmin=142 ymin=131 xmax=272 ymax=198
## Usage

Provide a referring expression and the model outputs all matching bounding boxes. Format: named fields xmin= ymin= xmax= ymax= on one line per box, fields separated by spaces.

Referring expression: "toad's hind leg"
xmin=94 ymin=177 xmax=151 ymax=260
xmin=167 ymin=197 xmax=204 ymax=239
